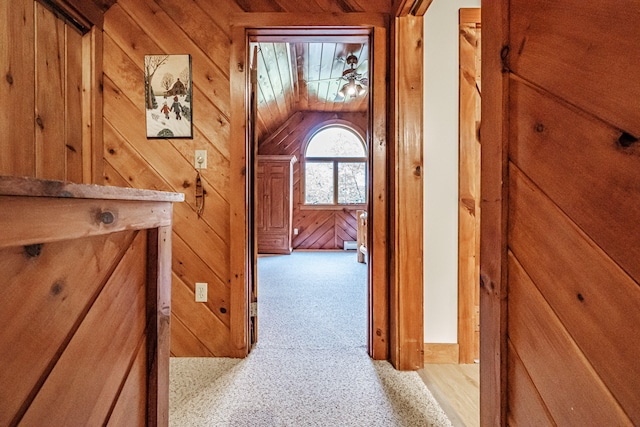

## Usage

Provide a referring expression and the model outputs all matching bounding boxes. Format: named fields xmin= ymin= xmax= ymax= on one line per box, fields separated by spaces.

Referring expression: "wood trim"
xmin=459 ymin=8 xmax=481 ymax=24
xmin=458 ymin=8 xmax=481 ymax=365
xmin=40 ymin=0 xmax=103 ymax=32
xmin=393 ymin=0 xmax=434 ymax=17
xmin=368 ymin=24 xmax=389 ymax=360
xmin=229 ymin=24 xmax=251 ymax=358
xmin=480 ymin=1 xmax=509 ymax=426
xmin=389 ymin=15 xmax=424 ymax=370
xmin=0 ymin=197 xmax=175 ymax=248
xmin=232 ymin=13 xmax=387 ymax=30
xmin=230 ymin=15 xmax=390 ymax=362
xmin=423 ymin=343 xmax=460 ymax=364
xmin=146 ymin=225 xmax=172 ymax=427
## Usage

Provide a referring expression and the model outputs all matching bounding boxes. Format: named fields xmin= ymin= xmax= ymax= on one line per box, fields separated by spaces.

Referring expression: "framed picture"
xmin=144 ymin=54 xmax=193 ymax=138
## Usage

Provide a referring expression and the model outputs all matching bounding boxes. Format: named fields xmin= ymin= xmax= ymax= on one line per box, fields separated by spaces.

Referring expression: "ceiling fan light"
xmin=347 ymin=82 xmax=357 ymax=97
xmin=356 ymin=84 xmax=366 ymax=96
xmin=338 ymin=84 xmax=347 ymax=98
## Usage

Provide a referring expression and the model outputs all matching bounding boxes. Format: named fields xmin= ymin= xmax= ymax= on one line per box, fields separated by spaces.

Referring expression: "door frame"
xmin=228 ymin=13 xmax=389 ymax=359
xmin=458 ymin=7 xmax=482 ymax=365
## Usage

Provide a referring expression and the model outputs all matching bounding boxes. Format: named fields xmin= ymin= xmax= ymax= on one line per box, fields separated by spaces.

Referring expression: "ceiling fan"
xmin=303 ymin=53 xmax=369 ymax=99
xmin=337 ymin=54 xmax=369 ymax=98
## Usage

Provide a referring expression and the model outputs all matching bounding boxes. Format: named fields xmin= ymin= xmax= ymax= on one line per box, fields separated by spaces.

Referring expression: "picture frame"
xmin=144 ymin=54 xmax=193 ymax=138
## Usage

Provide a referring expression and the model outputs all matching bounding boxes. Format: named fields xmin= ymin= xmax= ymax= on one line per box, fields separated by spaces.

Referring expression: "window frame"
xmin=302 ymin=123 xmax=368 ymax=208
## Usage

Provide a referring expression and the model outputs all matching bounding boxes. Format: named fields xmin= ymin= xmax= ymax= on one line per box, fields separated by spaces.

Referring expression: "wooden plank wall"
xmin=482 ymin=0 xmax=640 ymax=424
xmin=1 ymin=1 xmax=84 ymax=181
xmin=258 ymin=111 xmax=368 ymax=249
xmin=102 ymin=1 xmax=392 ymax=357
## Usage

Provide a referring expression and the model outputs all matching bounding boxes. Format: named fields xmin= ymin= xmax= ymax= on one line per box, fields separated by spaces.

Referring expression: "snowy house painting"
xmin=144 ymin=54 xmax=193 ymax=138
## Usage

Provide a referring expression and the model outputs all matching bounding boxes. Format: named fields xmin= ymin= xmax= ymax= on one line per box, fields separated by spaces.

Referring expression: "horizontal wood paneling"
xmin=509 ymin=165 xmax=640 ymax=423
xmin=507 ymin=251 xmax=631 ymax=426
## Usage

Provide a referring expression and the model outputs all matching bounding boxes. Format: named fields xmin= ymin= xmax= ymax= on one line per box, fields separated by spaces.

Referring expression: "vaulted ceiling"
xmin=251 ymin=40 xmax=370 ymax=142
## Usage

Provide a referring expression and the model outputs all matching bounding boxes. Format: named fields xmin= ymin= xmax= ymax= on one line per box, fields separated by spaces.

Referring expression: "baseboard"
xmin=424 ymin=343 xmax=460 ymax=364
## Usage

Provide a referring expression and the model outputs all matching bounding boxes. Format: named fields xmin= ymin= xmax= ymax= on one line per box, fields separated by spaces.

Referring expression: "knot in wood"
xmin=6 ymin=73 xmax=13 ymax=85
xmin=534 ymin=123 xmax=545 ymax=133
xmin=99 ymin=211 xmax=115 ymax=225
xmin=24 ymin=243 xmax=43 ymax=258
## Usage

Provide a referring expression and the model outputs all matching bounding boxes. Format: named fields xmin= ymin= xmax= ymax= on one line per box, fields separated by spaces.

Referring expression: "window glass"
xmin=305 ymin=162 xmax=334 ymax=204
xmin=338 ymin=163 xmax=366 ymax=204
xmin=303 ymin=125 xmax=367 ymax=205
xmin=306 ymin=127 xmax=365 ymax=158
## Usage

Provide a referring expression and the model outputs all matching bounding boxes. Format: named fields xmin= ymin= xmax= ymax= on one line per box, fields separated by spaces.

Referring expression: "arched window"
xmin=304 ymin=125 xmax=367 ymax=205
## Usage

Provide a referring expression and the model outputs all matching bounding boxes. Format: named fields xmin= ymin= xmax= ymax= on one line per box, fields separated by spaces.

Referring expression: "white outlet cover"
xmin=195 ymin=150 xmax=207 ymax=169
xmin=195 ymin=282 xmax=208 ymax=302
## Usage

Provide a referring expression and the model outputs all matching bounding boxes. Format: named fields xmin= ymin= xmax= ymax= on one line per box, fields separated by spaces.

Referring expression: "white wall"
xmin=423 ymin=0 xmax=480 ymax=343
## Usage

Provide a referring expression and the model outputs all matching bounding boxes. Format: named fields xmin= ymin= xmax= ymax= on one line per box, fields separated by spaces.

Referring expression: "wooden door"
xmin=482 ymin=1 xmax=640 ymax=425
xmin=257 ymin=156 xmax=294 ymax=254
xmin=249 ymin=46 xmax=259 ymax=347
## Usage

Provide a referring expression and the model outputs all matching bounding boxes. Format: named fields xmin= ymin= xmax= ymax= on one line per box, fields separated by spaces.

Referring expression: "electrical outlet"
xmin=293 ymin=228 xmax=299 ymax=235
xmin=195 ymin=150 xmax=207 ymax=169
xmin=195 ymin=282 xmax=207 ymax=302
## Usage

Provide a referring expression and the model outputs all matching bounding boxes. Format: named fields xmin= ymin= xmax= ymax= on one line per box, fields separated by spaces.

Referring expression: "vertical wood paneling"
xmin=66 ymin=26 xmax=84 ymax=182
xmin=1 ymin=1 xmax=95 ymax=182
xmin=0 ymin=0 xmax=36 ymax=177
xmin=35 ymin=3 xmax=66 ymax=180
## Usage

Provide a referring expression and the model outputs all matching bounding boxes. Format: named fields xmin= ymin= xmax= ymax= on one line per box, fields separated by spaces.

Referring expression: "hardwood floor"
xmin=418 ymin=364 xmax=479 ymax=427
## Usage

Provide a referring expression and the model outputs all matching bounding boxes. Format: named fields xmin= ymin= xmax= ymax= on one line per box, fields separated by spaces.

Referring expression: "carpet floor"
xmin=170 ymin=251 xmax=452 ymax=427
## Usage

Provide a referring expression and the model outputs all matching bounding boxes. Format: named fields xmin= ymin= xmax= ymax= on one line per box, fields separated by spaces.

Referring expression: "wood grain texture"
xmin=0 ymin=196 xmax=173 ymax=248
xmin=21 ymin=231 xmax=148 ymax=426
xmin=0 ymin=0 xmax=36 ymax=177
xmin=107 ymin=337 xmax=148 ymax=427
xmin=35 ymin=2 xmax=66 ymax=180
xmin=507 ymin=252 xmax=632 ymax=426
xmin=509 ymin=78 xmax=640 ymax=285
xmin=479 ymin=1 xmax=509 ymax=425
xmin=0 ymin=230 xmax=135 ymax=426
xmin=458 ymin=11 xmax=481 ymax=365
xmin=509 ymin=165 xmax=640 ymax=424
xmin=368 ymin=24 xmax=389 ymax=360
xmin=510 ymin=0 xmax=640 ymax=137
xmin=390 ymin=14 xmax=423 ymax=370
xmin=423 ymin=343 xmax=459 ymax=364
xmin=506 ymin=341 xmax=555 ymax=427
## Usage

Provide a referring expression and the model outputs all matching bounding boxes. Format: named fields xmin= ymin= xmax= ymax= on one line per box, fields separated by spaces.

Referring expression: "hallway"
xmin=169 ymin=251 xmax=451 ymax=426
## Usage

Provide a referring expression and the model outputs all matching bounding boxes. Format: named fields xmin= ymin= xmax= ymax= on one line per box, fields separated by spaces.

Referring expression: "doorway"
xmin=228 ymin=16 xmax=389 ymax=360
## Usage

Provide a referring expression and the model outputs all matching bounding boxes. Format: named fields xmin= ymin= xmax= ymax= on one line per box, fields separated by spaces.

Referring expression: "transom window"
xmin=304 ymin=125 xmax=367 ymax=205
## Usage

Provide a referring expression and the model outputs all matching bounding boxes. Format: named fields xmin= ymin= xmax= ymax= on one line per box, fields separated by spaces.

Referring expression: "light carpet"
xmin=170 ymin=251 xmax=452 ymax=427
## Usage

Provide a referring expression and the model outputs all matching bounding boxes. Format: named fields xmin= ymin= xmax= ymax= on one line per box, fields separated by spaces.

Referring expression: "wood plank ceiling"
xmin=251 ymin=40 xmax=370 ymax=142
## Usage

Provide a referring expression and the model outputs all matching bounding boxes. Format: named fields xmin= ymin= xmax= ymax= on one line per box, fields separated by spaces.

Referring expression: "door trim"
xmin=229 ymin=14 xmax=389 ymax=360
